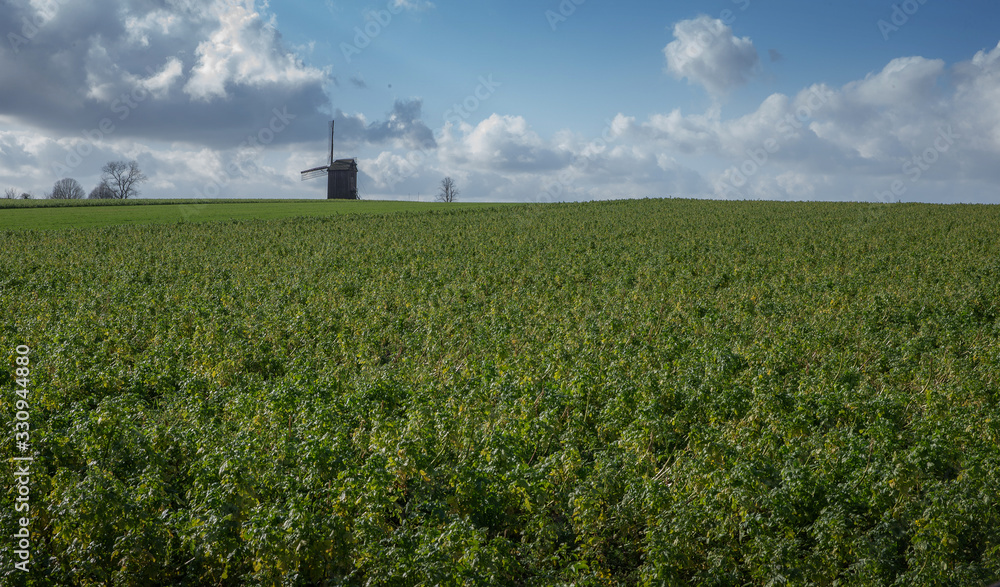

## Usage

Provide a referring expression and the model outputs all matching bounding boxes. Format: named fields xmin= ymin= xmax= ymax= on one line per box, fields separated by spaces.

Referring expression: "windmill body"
xmin=301 ymin=121 xmax=359 ymax=199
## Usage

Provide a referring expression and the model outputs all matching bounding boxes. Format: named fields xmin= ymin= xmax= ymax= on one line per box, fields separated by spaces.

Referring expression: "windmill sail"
xmin=300 ymin=121 xmax=337 ymax=181
xmin=300 ymin=166 xmax=328 ymax=181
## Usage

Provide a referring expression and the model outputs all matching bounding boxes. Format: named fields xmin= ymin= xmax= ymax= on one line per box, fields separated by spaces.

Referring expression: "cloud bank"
xmin=359 ymin=39 xmax=1000 ymax=204
xmin=0 ymin=0 xmax=329 ymax=147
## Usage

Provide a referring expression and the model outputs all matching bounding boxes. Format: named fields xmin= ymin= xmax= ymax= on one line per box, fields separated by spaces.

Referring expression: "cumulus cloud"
xmin=844 ymin=56 xmax=946 ymax=108
xmin=142 ymin=58 xmax=186 ymax=100
xmin=333 ymin=99 xmax=437 ymax=150
xmin=0 ymin=0 xmax=330 ymax=147
xmin=438 ymin=114 xmax=573 ymax=173
xmin=951 ymin=42 xmax=1000 ymax=156
xmin=428 ymin=115 xmax=709 ymax=201
xmin=700 ymin=48 xmax=1000 ymax=201
xmin=183 ymin=1 xmax=324 ymax=102
xmin=360 ymin=151 xmax=422 ymax=189
xmin=664 ymin=15 xmax=760 ymax=96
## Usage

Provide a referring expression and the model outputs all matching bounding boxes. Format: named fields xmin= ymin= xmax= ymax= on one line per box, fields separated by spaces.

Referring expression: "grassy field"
xmin=1 ymin=199 xmax=999 ymax=585
xmin=0 ymin=198 xmax=507 ymax=231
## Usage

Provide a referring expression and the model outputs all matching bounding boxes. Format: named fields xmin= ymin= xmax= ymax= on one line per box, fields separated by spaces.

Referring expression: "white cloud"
xmin=184 ymin=1 xmax=325 ymax=101
xmin=124 ymin=9 xmax=180 ymax=47
xmin=83 ymin=37 xmax=120 ymax=102
xmin=141 ymin=58 xmax=185 ymax=100
xmin=439 ymin=114 xmax=572 ymax=172
xmin=845 ymin=56 xmax=946 ymax=107
xmin=391 ymin=0 xmax=435 ymax=10
xmin=360 ymin=151 xmax=421 ymax=189
xmin=664 ymin=15 xmax=760 ymax=97
xmin=639 ymin=108 xmax=723 ymax=154
xmin=954 ymin=41 xmax=1000 ymax=157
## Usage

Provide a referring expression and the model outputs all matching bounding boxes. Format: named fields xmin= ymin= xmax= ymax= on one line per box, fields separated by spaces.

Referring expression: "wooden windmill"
xmin=301 ymin=120 xmax=358 ymax=199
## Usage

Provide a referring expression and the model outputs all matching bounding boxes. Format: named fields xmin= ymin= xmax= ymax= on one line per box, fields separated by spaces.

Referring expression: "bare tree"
xmin=101 ymin=160 xmax=147 ymax=199
xmin=49 ymin=178 xmax=86 ymax=199
xmin=88 ymin=181 xmax=116 ymax=199
xmin=4 ymin=187 xmax=18 ymax=199
xmin=436 ymin=176 xmax=459 ymax=203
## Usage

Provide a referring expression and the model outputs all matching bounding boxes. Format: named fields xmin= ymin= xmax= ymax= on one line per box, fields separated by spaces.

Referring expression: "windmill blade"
xmin=330 ymin=120 xmax=342 ymax=165
xmin=301 ymin=166 xmax=329 ymax=181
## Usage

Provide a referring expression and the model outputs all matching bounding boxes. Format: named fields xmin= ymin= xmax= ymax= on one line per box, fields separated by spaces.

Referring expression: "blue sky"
xmin=301 ymin=0 xmax=991 ymax=135
xmin=2 ymin=0 xmax=1000 ymax=203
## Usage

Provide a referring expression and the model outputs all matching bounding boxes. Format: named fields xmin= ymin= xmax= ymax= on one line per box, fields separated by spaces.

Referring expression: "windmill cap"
xmin=330 ymin=159 xmax=357 ymax=171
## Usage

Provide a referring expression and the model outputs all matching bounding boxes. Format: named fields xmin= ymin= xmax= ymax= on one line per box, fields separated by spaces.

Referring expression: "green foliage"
xmin=1 ymin=199 xmax=999 ymax=585
xmin=0 ymin=199 xmax=509 ymax=231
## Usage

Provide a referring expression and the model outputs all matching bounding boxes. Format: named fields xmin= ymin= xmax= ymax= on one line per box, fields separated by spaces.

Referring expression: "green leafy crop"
xmin=1 ymin=199 xmax=998 ymax=585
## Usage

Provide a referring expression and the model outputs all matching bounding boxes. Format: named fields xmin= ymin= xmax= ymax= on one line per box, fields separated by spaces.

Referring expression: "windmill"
xmin=301 ymin=120 xmax=359 ymax=199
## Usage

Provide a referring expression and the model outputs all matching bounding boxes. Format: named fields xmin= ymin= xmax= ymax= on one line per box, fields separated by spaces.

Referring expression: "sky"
xmin=2 ymin=0 xmax=1000 ymax=203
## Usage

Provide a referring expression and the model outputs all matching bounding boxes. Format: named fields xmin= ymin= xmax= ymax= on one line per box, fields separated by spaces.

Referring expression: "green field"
xmin=2 ymin=199 xmax=999 ymax=585
xmin=0 ymin=198 xmax=506 ymax=231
